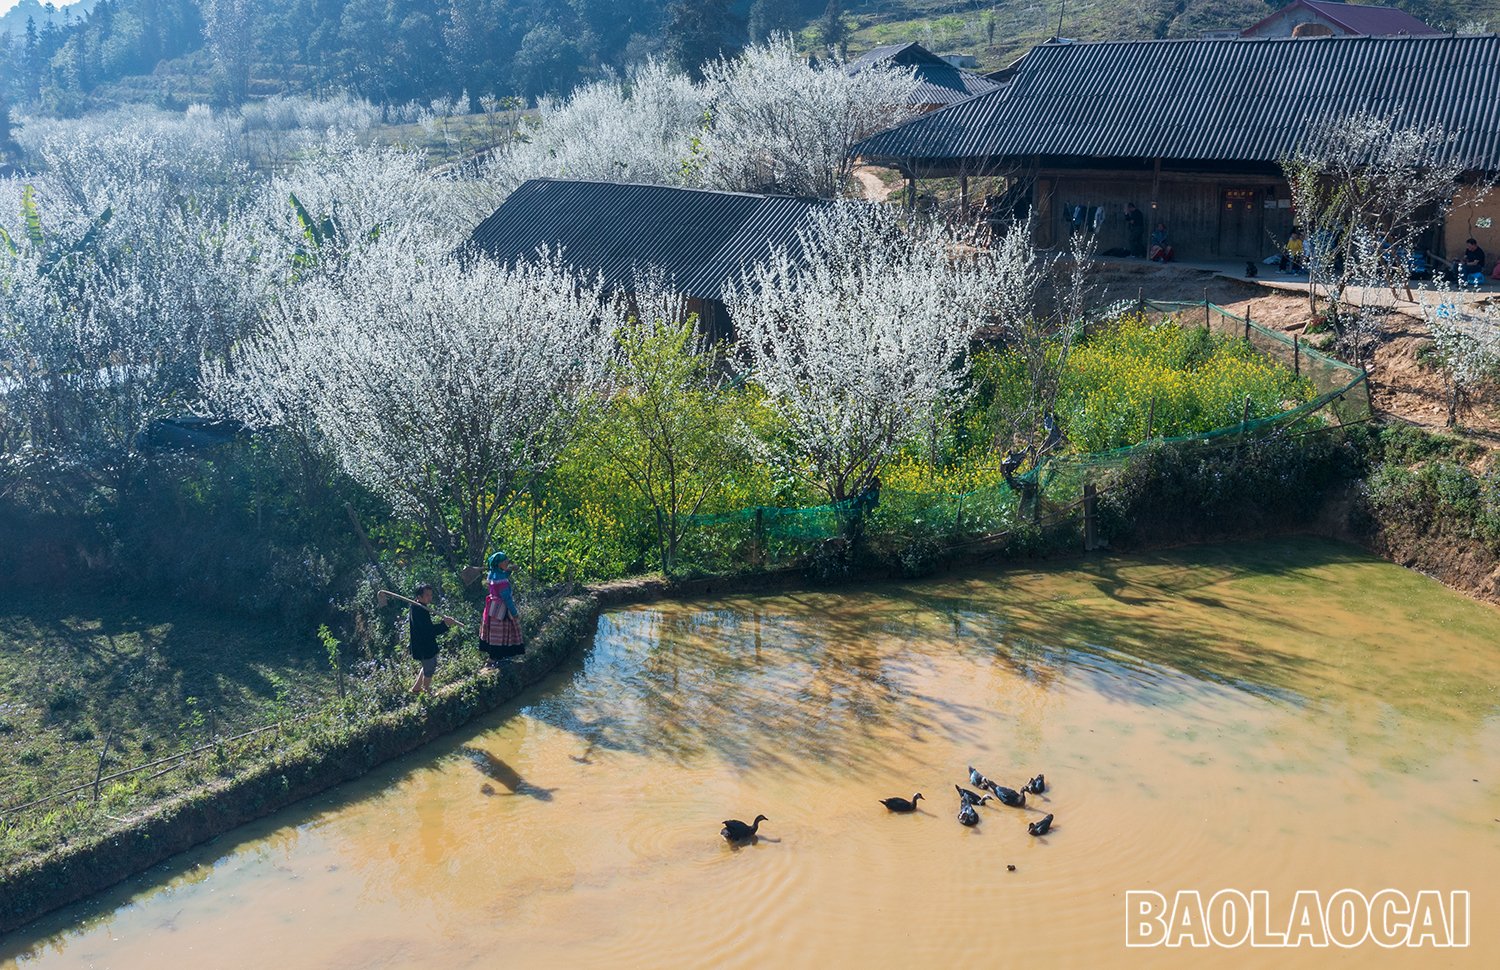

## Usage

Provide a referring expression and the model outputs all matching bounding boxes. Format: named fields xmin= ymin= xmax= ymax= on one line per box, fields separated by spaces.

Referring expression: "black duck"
xmin=721 ymin=815 xmax=768 ymax=842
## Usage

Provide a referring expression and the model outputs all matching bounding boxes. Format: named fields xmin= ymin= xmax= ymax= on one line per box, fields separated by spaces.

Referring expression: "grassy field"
xmin=0 ymin=592 xmax=333 ymax=812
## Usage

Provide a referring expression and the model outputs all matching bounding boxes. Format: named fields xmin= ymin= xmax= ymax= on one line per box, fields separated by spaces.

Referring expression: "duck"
xmin=1024 ymin=774 xmax=1046 ymax=795
xmin=987 ymin=783 xmax=1026 ymax=808
xmin=1028 ymin=813 xmax=1055 ymax=836
xmin=968 ymin=765 xmax=994 ymax=790
xmin=957 ymin=802 xmax=980 ymax=827
xmin=879 ymin=793 xmax=923 ymax=812
xmin=721 ymin=815 xmax=768 ymax=842
xmin=955 ymin=784 xmax=992 ymax=807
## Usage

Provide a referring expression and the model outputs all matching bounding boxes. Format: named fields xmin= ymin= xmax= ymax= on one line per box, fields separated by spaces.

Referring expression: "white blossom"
xmin=206 ymin=230 xmax=620 ymax=564
xmin=700 ymin=34 xmax=920 ymax=198
xmin=727 ymin=204 xmax=988 ymax=502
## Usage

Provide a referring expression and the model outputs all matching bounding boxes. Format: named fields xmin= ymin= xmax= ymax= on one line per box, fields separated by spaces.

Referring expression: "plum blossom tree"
xmin=1422 ymin=296 xmax=1500 ymax=427
xmin=700 ymin=34 xmax=919 ymax=198
xmin=1281 ymin=112 xmax=1472 ymax=368
xmin=206 ymin=231 xmax=620 ymax=566
xmin=480 ymin=60 xmax=708 ymax=202
xmin=479 ymin=39 xmax=921 ymax=205
xmin=0 ymin=117 xmax=273 ymax=502
xmin=726 ymin=204 xmax=990 ymax=503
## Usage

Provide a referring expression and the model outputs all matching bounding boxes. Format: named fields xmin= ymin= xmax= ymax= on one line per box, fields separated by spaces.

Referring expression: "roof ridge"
xmin=522 ymin=177 xmax=832 ymax=204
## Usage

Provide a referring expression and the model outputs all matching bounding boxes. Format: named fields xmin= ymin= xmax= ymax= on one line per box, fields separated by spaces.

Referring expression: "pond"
xmin=4 ymin=538 xmax=1498 ymax=968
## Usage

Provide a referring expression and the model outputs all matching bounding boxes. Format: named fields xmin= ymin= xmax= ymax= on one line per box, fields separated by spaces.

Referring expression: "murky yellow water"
xmin=4 ymin=538 xmax=1499 ymax=969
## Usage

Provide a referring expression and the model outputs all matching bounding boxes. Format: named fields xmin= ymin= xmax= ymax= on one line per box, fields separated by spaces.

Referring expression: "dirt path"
xmin=852 ymin=164 xmax=896 ymax=202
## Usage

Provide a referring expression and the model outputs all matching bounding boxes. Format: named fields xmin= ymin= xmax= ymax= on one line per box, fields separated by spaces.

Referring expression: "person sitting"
xmin=1461 ymin=238 xmax=1487 ymax=285
xmin=1147 ymin=222 xmax=1173 ymax=262
xmin=1278 ymin=228 xmax=1305 ymax=273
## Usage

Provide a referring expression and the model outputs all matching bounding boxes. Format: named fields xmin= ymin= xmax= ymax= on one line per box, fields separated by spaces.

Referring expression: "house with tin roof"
xmin=853 ymin=34 xmax=1500 ymax=265
xmin=845 ymin=41 xmax=1004 ymax=113
xmin=1241 ymin=1 xmax=1441 ymax=38
xmin=466 ymin=179 xmax=836 ymax=341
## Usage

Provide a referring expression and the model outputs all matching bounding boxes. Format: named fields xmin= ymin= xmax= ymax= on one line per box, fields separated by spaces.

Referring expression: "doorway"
xmin=1218 ymin=188 xmax=1263 ymax=258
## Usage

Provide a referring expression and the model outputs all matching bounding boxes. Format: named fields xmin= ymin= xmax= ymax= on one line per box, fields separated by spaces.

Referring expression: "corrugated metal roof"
xmin=466 ymin=179 xmax=835 ymax=302
xmin=852 ymin=34 xmax=1500 ymax=169
xmin=1242 ymin=1 xmax=1442 ymax=38
xmin=847 ymin=41 xmax=1004 ymax=107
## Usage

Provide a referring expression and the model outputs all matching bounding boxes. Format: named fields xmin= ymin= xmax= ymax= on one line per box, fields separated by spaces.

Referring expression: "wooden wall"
xmin=1031 ymin=169 xmax=1297 ymax=262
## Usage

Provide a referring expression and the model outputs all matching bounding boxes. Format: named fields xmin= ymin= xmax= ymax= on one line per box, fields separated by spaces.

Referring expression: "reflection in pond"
xmin=461 ymin=745 xmax=557 ymax=800
xmin=3 ymin=538 xmax=1499 ymax=969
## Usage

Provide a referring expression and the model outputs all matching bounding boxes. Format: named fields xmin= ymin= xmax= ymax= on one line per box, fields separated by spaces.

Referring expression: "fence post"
xmin=1204 ymin=289 xmax=1210 ymax=329
xmin=1293 ymin=334 xmax=1301 ymax=377
xmin=1083 ymin=483 xmax=1098 ymax=552
xmin=753 ymin=506 xmax=765 ymax=565
xmin=1146 ymin=397 xmax=1156 ymax=440
xmin=91 ymin=733 xmax=113 ymax=804
xmin=1241 ymin=394 xmax=1252 ymax=434
xmin=1244 ymin=305 xmax=1252 ymax=343
xmin=1137 ymin=286 xmax=1144 ymax=313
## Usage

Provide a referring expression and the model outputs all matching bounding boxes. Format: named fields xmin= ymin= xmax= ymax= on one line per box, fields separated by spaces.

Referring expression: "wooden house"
xmin=852 ymin=34 xmax=1500 ymax=266
xmin=466 ymin=179 xmax=834 ymax=341
xmin=845 ymin=42 xmax=1004 ymax=113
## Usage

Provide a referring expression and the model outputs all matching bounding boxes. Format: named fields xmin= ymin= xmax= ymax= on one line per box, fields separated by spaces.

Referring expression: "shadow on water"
xmin=522 ymin=599 xmax=1006 ymax=777
xmin=524 ymin=537 xmax=1500 ymax=775
xmin=461 ymin=746 xmax=557 ymax=801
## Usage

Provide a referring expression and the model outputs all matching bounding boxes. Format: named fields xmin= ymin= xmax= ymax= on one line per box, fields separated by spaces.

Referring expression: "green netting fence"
xmin=679 ymin=300 xmax=1370 ymax=572
xmin=1139 ymin=299 xmax=1372 ymax=426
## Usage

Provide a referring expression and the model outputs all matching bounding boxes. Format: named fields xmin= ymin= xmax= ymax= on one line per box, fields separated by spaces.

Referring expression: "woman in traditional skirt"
xmin=479 ymin=551 xmax=524 ymax=666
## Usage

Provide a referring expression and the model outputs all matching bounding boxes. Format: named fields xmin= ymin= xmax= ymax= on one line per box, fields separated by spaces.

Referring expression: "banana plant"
xmin=287 ymin=192 xmax=380 ymax=274
xmin=0 ymin=184 xmax=112 ymax=276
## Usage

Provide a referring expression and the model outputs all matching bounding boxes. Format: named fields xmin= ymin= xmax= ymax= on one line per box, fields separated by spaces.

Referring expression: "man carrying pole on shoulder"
xmin=409 ymin=583 xmax=457 ymax=695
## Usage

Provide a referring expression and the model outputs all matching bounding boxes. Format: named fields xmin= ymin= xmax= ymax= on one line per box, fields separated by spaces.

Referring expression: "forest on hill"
xmin=0 ymin=0 xmax=1489 ymax=116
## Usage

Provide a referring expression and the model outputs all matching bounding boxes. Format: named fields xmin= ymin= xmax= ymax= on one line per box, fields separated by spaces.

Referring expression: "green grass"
xmin=0 ymin=591 xmax=333 ymax=812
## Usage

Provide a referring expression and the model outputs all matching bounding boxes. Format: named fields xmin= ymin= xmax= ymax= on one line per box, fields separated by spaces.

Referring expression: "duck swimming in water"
xmin=957 ymin=802 xmax=980 ymax=827
xmin=1028 ymin=813 xmax=1055 ymax=836
xmin=987 ymin=783 xmax=1026 ymax=808
xmin=721 ymin=815 xmax=768 ymax=842
xmin=955 ymin=784 xmax=992 ymax=807
xmin=879 ymin=793 xmax=923 ymax=812
xmin=968 ymin=765 xmax=995 ymax=790
xmin=1024 ymin=774 xmax=1046 ymax=795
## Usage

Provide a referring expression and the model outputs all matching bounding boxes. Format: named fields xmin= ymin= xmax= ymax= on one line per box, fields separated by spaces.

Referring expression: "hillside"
xmin=0 ymin=0 xmax=1491 ymax=114
xmin=839 ymin=0 xmax=1488 ymax=71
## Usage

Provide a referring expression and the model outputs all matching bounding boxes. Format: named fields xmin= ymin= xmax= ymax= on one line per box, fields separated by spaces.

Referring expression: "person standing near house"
xmin=479 ymin=552 xmax=524 ymax=667
xmin=408 ymin=584 xmax=456 ymax=695
xmin=1125 ymin=203 xmax=1146 ymax=258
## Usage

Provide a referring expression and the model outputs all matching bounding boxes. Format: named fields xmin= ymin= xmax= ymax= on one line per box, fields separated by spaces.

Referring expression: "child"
xmin=408 ymin=584 xmax=456 ymax=695
xmin=479 ymin=552 xmax=524 ymax=668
